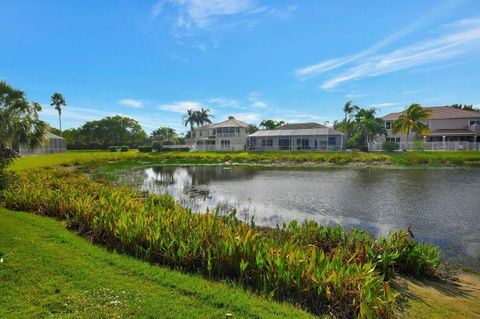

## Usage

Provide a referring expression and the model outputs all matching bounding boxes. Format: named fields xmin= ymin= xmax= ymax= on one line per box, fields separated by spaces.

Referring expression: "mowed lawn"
xmin=0 ymin=208 xmax=316 ymax=319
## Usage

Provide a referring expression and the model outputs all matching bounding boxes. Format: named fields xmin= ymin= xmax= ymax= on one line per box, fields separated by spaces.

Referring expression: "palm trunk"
xmin=344 ymin=114 xmax=348 ymax=150
xmin=58 ymin=113 xmax=62 ymax=136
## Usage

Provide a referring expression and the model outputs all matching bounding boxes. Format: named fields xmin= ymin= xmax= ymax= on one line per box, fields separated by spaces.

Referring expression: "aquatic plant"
xmin=2 ymin=168 xmax=441 ymax=318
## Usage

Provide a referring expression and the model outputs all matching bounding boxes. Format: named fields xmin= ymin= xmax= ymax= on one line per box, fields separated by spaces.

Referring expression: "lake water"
xmin=118 ymin=166 xmax=480 ymax=268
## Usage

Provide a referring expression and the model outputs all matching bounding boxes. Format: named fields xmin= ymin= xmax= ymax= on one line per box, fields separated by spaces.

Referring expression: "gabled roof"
xmin=383 ymin=106 xmax=480 ymax=120
xmin=276 ymin=123 xmax=327 ymax=130
xmin=195 ymin=117 xmax=248 ymax=129
xmin=45 ymin=132 xmax=65 ymax=140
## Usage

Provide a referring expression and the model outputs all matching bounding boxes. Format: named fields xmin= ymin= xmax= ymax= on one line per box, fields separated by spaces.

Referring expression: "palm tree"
xmin=50 ymin=92 xmax=66 ymax=135
xmin=196 ymin=108 xmax=214 ymax=127
xmin=353 ymin=108 xmax=386 ymax=149
xmin=342 ymin=101 xmax=359 ymax=149
xmin=183 ymin=109 xmax=198 ymax=132
xmin=392 ymin=104 xmax=432 ymax=147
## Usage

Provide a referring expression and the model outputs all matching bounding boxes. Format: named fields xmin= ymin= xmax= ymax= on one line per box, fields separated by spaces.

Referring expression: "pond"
xmin=118 ymin=165 xmax=480 ymax=268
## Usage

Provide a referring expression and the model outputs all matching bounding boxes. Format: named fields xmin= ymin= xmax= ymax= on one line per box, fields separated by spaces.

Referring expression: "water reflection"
xmin=118 ymin=166 xmax=480 ymax=268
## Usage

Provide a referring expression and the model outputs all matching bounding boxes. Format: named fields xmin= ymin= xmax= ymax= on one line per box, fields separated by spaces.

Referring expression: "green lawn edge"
xmin=0 ymin=208 xmax=319 ymax=319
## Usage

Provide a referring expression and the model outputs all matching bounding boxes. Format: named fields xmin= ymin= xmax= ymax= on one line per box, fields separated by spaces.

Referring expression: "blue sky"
xmin=1 ymin=0 xmax=480 ymax=133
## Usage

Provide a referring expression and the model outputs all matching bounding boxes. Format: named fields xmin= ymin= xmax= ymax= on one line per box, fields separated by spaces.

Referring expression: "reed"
xmin=2 ymin=168 xmax=440 ymax=318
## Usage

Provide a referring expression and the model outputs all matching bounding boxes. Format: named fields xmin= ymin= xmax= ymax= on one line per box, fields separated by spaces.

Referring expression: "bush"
xmin=2 ymin=168 xmax=442 ymax=318
xmin=110 ymin=146 xmax=119 ymax=152
xmin=163 ymin=140 xmax=174 ymax=146
xmin=138 ymin=146 xmax=153 ymax=153
xmin=120 ymin=146 xmax=129 ymax=152
xmin=151 ymin=141 xmax=162 ymax=152
xmin=412 ymin=139 xmax=426 ymax=151
xmin=382 ymin=141 xmax=400 ymax=152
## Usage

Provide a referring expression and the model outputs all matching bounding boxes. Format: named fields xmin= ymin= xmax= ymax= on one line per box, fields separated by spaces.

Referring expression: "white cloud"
xmin=345 ymin=93 xmax=366 ymax=99
xmin=320 ymin=17 xmax=480 ymax=89
xmin=369 ymin=102 xmax=398 ymax=108
xmin=208 ymin=97 xmax=240 ymax=108
xmin=158 ymin=101 xmax=203 ymax=113
xmin=230 ymin=112 xmax=259 ymax=122
xmin=248 ymin=92 xmax=267 ymax=108
xmin=119 ymin=98 xmax=143 ymax=109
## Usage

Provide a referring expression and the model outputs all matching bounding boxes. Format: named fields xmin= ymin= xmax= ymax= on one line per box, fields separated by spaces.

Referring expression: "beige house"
xmin=247 ymin=123 xmax=344 ymax=151
xmin=188 ymin=117 xmax=248 ymax=151
xmin=372 ymin=106 xmax=480 ymax=151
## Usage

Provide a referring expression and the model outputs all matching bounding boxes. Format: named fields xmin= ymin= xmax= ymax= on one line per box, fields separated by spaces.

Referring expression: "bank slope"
xmin=0 ymin=208 xmax=316 ymax=319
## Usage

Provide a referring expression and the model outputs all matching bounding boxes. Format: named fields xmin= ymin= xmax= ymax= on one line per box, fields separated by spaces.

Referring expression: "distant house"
xmin=381 ymin=106 xmax=480 ymax=143
xmin=247 ymin=123 xmax=344 ymax=151
xmin=188 ymin=117 xmax=249 ymax=151
xmin=15 ymin=132 xmax=67 ymax=155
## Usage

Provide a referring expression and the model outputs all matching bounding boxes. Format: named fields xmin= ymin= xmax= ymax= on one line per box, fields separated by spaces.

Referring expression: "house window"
xmin=385 ymin=121 xmax=392 ymax=130
xmin=262 ymin=139 xmax=273 ymax=147
xmin=386 ymin=137 xmax=400 ymax=143
xmin=221 ymin=140 xmax=231 ymax=148
xmin=328 ymin=137 xmax=336 ymax=145
xmin=296 ymin=138 xmax=309 ymax=148
xmin=469 ymin=120 xmax=480 ymax=125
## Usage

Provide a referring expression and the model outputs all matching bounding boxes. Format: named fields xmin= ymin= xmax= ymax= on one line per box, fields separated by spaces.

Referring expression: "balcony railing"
xmin=369 ymin=141 xmax=480 ymax=151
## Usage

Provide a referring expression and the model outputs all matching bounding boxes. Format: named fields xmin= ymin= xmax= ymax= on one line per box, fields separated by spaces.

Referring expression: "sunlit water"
xmin=117 ymin=166 xmax=480 ymax=268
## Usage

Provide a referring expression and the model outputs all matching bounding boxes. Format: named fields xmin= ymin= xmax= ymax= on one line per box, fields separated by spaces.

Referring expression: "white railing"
xmin=248 ymin=145 xmax=341 ymax=151
xmin=215 ymin=133 xmax=240 ymax=138
xmin=191 ymin=144 xmax=245 ymax=151
xmin=369 ymin=141 xmax=480 ymax=151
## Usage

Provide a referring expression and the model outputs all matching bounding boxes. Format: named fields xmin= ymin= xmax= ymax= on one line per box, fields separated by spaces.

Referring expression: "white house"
xmin=188 ymin=117 xmax=249 ymax=151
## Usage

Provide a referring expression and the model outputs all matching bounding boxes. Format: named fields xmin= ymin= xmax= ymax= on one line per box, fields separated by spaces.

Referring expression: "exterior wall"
xmin=190 ymin=127 xmax=247 ymax=151
xmin=381 ymin=116 xmax=480 ymax=142
xmin=18 ymin=137 xmax=67 ymax=155
xmin=247 ymin=135 xmax=342 ymax=151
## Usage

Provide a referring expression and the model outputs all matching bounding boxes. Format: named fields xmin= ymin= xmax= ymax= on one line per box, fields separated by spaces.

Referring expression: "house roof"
xmin=45 ymin=132 xmax=65 ymax=140
xmin=383 ymin=106 xmax=480 ymax=120
xmin=276 ymin=123 xmax=327 ymax=130
xmin=248 ymin=126 xmax=343 ymax=138
xmin=196 ymin=117 xmax=248 ymax=129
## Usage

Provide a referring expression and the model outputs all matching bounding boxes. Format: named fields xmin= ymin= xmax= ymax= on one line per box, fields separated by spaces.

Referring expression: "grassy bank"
xmin=10 ymin=150 xmax=480 ymax=171
xmin=0 ymin=208 xmax=316 ymax=319
xmin=2 ymin=167 xmax=442 ymax=317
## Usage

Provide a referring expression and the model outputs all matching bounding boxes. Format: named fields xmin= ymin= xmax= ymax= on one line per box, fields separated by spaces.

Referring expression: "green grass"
xmin=0 ymin=208 xmax=317 ymax=319
xmin=10 ymin=150 xmax=480 ymax=172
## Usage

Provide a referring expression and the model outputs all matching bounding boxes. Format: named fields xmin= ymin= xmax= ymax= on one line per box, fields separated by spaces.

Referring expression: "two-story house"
xmin=381 ymin=106 xmax=480 ymax=144
xmin=188 ymin=117 xmax=248 ymax=151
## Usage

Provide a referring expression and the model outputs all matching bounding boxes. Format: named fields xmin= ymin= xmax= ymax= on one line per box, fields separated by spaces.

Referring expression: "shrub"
xmin=110 ymin=146 xmax=119 ymax=152
xmin=163 ymin=140 xmax=174 ymax=146
xmin=138 ymin=146 xmax=153 ymax=153
xmin=382 ymin=141 xmax=400 ymax=152
xmin=151 ymin=141 xmax=162 ymax=152
xmin=412 ymin=139 xmax=426 ymax=151
xmin=159 ymin=147 xmax=190 ymax=152
xmin=2 ymin=167 xmax=442 ymax=318
xmin=120 ymin=146 xmax=129 ymax=152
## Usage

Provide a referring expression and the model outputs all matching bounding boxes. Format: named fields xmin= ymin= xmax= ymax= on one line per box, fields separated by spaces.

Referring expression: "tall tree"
xmin=259 ymin=120 xmax=285 ymax=130
xmin=50 ymin=92 xmax=66 ymax=135
xmin=392 ymin=104 xmax=432 ymax=144
xmin=353 ymin=108 xmax=386 ymax=149
xmin=79 ymin=116 xmax=147 ymax=147
xmin=342 ymin=101 xmax=359 ymax=149
xmin=0 ymin=81 xmax=46 ymax=187
xmin=246 ymin=124 xmax=259 ymax=134
xmin=196 ymin=108 xmax=214 ymax=126
xmin=449 ymin=104 xmax=480 ymax=112
xmin=183 ymin=109 xmax=198 ymax=132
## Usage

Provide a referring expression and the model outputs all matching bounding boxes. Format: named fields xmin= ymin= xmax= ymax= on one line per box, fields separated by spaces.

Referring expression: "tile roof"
xmin=383 ymin=106 xmax=480 ymax=120
xmin=197 ymin=117 xmax=248 ymax=129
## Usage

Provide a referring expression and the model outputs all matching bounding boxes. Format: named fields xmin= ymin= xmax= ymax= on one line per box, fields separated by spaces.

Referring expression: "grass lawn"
xmin=0 ymin=208 xmax=317 ymax=319
xmin=10 ymin=149 xmax=480 ymax=171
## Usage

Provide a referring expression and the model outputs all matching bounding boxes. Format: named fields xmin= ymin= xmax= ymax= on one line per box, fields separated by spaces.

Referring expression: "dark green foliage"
xmin=151 ymin=141 xmax=162 ymax=151
xmin=159 ymin=147 xmax=190 ymax=152
xmin=383 ymin=141 xmax=400 ymax=152
xmin=120 ymin=146 xmax=129 ymax=152
xmin=110 ymin=146 xmax=119 ymax=152
xmin=138 ymin=146 xmax=153 ymax=153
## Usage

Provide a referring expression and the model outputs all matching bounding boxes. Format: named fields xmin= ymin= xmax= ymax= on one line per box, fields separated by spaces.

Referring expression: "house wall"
xmin=190 ymin=127 xmax=247 ymax=150
xmin=248 ymin=135 xmax=342 ymax=151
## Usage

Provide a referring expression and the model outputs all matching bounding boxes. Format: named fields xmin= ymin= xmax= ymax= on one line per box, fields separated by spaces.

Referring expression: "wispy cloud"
xmin=369 ymin=102 xmax=398 ymax=108
xmin=208 ymin=97 xmax=241 ymax=108
xmin=320 ymin=17 xmax=480 ymax=89
xmin=158 ymin=100 xmax=204 ymax=113
xmin=119 ymin=98 xmax=143 ymax=109
xmin=248 ymin=92 xmax=267 ymax=108
xmin=230 ymin=112 xmax=260 ymax=122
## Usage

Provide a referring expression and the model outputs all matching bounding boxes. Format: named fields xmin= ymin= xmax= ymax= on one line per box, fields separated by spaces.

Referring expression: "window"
xmin=469 ymin=120 xmax=480 ymax=125
xmin=221 ymin=140 xmax=231 ymax=148
xmin=278 ymin=138 xmax=290 ymax=150
xmin=386 ymin=137 xmax=400 ymax=143
xmin=262 ymin=139 xmax=273 ymax=147
xmin=296 ymin=138 xmax=309 ymax=148
xmin=328 ymin=137 xmax=337 ymax=145
xmin=385 ymin=121 xmax=391 ymax=130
